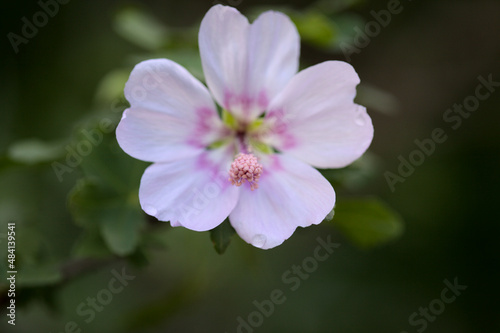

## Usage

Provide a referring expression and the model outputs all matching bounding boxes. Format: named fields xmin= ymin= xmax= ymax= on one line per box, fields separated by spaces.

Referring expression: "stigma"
xmin=228 ymin=153 xmax=263 ymax=191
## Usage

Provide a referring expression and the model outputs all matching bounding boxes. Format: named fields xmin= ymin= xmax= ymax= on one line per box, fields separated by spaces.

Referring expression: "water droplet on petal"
xmin=251 ymin=234 xmax=267 ymax=248
xmin=143 ymin=205 xmax=157 ymax=216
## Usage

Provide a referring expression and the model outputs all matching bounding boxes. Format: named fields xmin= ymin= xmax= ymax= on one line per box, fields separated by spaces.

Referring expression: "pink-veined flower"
xmin=116 ymin=5 xmax=373 ymax=249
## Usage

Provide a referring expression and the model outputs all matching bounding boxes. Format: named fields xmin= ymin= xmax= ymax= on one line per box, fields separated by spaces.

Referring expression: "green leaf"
xmin=321 ymin=152 xmax=381 ymax=190
xmin=7 ymin=139 xmax=64 ymax=165
xmin=68 ymin=131 xmax=148 ymax=256
xmin=17 ymin=262 xmax=62 ymax=287
xmin=72 ymin=229 xmax=114 ymax=258
xmin=210 ymin=219 xmax=236 ymax=254
xmin=356 ymin=84 xmax=399 ymax=115
xmin=94 ymin=69 xmax=130 ymax=105
xmin=114 ymin=7 xmax=169 ymax=50
xmin=162 ymin=49 xmax=204 ymax=80
xmin=76 ymin=131 xmax=148 ymax=193
xmin=100 ymin=202 xmax=144 ymax=256
xmin=314 ymin=0 xmax=366 ymax=15
xmin=290 ymin=11 xmax=338 ymax=48
xmin=329 ymin=13 xmax=366 ymax=49
xmin=331 ymin=197 xmax=404 ymax=248
xmin=69 ymin=179 xmax=144 ymax=256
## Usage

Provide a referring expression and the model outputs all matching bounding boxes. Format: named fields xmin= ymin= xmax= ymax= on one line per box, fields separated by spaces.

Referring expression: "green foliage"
xmin=72 ymin=228 xmax=114 ymax=258
xmin=17 ymin=263 xmax=62 ymax=287
xmin=69 ymin=179 xmax=144 ymax=256
xmin=68 ymin=130 xmax=148 ymax=257
xmin=331 ymin=197 xmax=404 ymax=249
xmin=94 ymin=69 xmax=130 ymax=106
xmin=356 ymin=84 xmax=399 ymax=115
xmin=114 ymin=7 xmax=170 ymax=50
xmin=321 ymin=152 xmax=381 ymax=190
xmin=210 ymin=219 xmax=236 ymax=254
xmin=0 ymin=1 xmax=406 ymax=326
xmin=7 ymin=139 xmax=65 ymax=165
xmin=314 ymin=0 xmax=366 ymax=14
xmin=290 ymin=11 xmax=339 ymax=48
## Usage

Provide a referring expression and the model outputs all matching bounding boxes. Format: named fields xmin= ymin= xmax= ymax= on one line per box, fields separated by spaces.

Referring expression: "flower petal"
xmin=199 ymin=5 xmax=299 ymax=123
xmin=263 ymin=61 xmax=374 ymax=169
xmin=229 ymin=154 xmax=335 ymax=249
xmin=139 ymin=145 xmax=239 ymax=231
xmin=117 ymin=59 xmax=227 ymax=163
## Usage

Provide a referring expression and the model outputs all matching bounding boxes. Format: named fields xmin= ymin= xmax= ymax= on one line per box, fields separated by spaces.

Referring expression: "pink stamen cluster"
xmin=229 ymin=153 xmax=263 ymax=191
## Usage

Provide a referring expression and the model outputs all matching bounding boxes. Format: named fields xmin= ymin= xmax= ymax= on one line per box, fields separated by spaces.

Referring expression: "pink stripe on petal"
xmin=257 ymin=90 xmax=269 ymax=110
xmin=263 ymin=108 xmax=298 ymax=149
xmin=117 ymin=59 xmax=225 ymax=163
xmin=185 ymin=107 xmax=231 ymax=148
xmin=265 ymin=61 xmax=373 ymax=168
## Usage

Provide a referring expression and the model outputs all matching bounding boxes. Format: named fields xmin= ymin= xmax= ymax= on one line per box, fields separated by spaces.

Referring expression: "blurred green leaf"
xmin=321 ymin=152 xmax=381 ymax=190
xmin=16 ymin=228 xmax=45 ymax=265
xmin=356 ymin=84 xmax=399 ymax=115
xmin=100 ymin=202 xmax=144 ymax=256
xmin=163 ymin=49 xmax=204 ymax=80
xmin=75 ymin=130 xmax=148 ymax=192
xmin=210 ymin=219 xmax=236 ymax=254
xmin=69 ymin=178 xmax=144 ymax=256
xmin=72 ymin=229 xmax=114 ymax=258
xmin=290 ymin=11 xmax=338 ymax=48
xmin=114 ymin=7 xmax=169 ymax=50
xmin=332 ymin=197 xmax=404 ymax=248
xmin=126 ymin=278 xmax=202 ymax=330
xmin=68 ymin=130 xmax=148 ymax=256
xmin=7 ymin=139 xmax=64 ymax=165
xmin=94 ymin=69 xmax=130 ymax=105
xmin=17 ymin=262 xmax=62 ymax=287
xmin=314 ymin=0 xmax=366 ymax=15
xmin=329 ymin=13 xmax=365 ymax=50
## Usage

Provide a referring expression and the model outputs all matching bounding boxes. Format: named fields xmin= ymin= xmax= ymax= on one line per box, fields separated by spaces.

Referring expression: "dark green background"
xmin=1 ymin=0 xmax=499 ymax=332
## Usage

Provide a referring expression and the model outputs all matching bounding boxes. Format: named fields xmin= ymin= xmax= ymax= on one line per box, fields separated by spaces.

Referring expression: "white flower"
xmin=116 ymin=5 xmax=373 ymax=249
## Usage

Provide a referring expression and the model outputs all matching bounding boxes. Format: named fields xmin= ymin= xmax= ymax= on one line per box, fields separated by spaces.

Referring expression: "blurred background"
xmin=1 ymin=0 xmax=499 ymax=332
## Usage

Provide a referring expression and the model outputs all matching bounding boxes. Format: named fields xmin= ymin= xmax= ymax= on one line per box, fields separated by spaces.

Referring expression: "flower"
xmin=116 ymin=5 xmax=373 ymax=249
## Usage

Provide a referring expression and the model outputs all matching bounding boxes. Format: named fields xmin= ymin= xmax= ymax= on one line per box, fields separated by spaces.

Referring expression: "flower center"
xmin=228 ymin=153 xmax=263 ymax=191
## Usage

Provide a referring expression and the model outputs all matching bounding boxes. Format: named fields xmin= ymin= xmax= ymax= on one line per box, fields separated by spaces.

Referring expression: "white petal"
xmin=229 ymin=154 xmax=335 ymax=249
xmin=117 ymin=59 xmax=227 ymax=163
xmin=199 ymin=5 xmax=299 ymax=123
xmin=139 ymin=145 xmax=239 ymax=231
xmin=263 ymin=61 xmax=374 ymax=168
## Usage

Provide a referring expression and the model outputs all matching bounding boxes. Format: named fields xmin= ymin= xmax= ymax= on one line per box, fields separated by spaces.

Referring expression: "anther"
xmin=228 ymin=153 xmax=263 ymax=191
